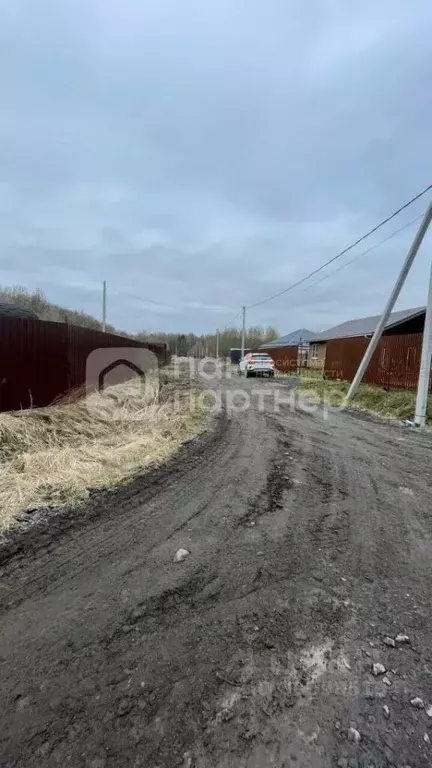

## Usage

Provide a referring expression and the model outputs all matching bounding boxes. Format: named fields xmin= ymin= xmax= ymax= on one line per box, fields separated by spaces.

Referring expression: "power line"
xmin=301 ymin=210 xmax=426 ymax=293
xmin=219 ymin=215 xmax=420 ymax=338
xmin=112 ymin=288 xmax=174 ymax=308
xmin=247 ymin=183 xmax=432 ymax=309
xmin=222 ymin=308 xmax=243 ymax=330
xmin=113 ymin=288 xmax=235 ymax=314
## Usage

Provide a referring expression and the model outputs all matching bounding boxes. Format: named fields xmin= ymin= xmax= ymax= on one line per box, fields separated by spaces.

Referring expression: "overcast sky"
xmin=1 ymin=0 xmax=431 ymax=335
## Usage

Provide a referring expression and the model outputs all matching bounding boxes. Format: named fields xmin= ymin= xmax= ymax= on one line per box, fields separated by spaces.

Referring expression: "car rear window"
xmin=251 ymin=354 xmax=271 ymax=360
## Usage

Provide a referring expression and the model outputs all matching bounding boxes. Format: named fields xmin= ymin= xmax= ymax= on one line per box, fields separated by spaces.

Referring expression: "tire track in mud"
xmin=237 ymin=439 xmax=293 ymax=527
xmin=264 ymin=412 xmax=352 ymax=572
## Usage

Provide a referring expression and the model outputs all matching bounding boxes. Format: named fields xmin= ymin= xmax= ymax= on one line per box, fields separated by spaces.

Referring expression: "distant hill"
xmin=0 ymin=286 xmax=127 ymax=335
xmin=0 ymin=302 xmax=39 ymax=320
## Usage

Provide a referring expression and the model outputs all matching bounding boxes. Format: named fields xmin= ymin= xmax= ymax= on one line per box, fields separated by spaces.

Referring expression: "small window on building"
xmin=311 ymin=343 xmax=319 ymax=360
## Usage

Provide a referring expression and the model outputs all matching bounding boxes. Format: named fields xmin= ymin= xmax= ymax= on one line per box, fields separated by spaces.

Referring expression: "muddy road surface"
xmin=1 ymin=371 xmax=432 ymax=768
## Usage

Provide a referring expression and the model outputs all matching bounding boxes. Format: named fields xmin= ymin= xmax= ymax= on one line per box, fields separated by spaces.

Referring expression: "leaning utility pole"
xmin=344 ymin=202 xmax=432 ymax=408
xmin=415 ymin=258 xmax=432 ymax=426
xmin=102 ymin=280 xmax=107 ymax=332
xmin=241 ymin=305 xmax=246 ymax=358
xmin=216 ymin=328 xmax=219 ymax=359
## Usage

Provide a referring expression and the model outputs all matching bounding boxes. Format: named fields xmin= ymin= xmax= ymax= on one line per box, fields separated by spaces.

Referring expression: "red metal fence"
xmin=0 ymin=318 xmax=170 ymax=412
xmin=324 ymin=332 xmax=431 ymax=392
xmin=259 ymin=345 xmax=299 ymax=373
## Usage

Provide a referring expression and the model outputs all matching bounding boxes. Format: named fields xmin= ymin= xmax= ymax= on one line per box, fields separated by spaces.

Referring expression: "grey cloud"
xmin=0 ymin=0 xmax=431 ymax=334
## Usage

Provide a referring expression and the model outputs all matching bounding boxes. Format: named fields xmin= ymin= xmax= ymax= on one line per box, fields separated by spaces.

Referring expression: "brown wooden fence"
xmin=324 ymin=332 xmax=431 ymax=392
xmin=0 ymin=318 xmax=170 ymax=412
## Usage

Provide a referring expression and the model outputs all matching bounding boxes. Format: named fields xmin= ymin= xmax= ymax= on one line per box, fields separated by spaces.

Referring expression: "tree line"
xmin=136 ymin=326 xmax=279 ymax=357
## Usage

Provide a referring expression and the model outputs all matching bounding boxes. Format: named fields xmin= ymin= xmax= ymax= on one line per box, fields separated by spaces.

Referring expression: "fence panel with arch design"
xmin=0 ymin=317 xmax=170 ymax=412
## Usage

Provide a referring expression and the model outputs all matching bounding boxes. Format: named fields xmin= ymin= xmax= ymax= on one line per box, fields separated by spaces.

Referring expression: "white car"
xmin=239 ymin=352 xmax=275 ymax=378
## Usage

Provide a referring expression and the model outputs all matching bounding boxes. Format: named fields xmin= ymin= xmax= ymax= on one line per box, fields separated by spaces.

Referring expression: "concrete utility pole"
xmin=415 ymin=258 xmax=432 ymax=426
xmin=102 ymin=280 xmax=107 ymax=332
xmin=216 ymin=328 xmax=219 ymax=359
xmin=344 ymin=202 xmax=432 ymax=407
xmin=241 ymin=305 xmax=246 ymax=358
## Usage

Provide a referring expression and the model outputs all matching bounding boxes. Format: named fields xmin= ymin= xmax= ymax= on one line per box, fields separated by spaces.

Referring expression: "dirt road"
xmin=1 ymin=372 xmax=432 ymax=767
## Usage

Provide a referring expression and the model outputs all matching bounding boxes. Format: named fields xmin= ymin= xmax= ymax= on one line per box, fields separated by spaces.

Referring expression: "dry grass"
xmin=296 ymin=377 xmax=432 ymax=423
xmin=0 ymin=372 xmax=208 ymax=531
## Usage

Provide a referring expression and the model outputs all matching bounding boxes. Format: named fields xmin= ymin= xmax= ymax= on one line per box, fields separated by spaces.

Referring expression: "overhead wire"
xmin=300 ymin=209 xmax=426 ymax=293
xmin=111 ymin=288 xmax=176 ymax=309
xmin=247 ymin=183 xmax=432 ymax=309
xmin=107 ymin=185 xmax=431 ymax=338
xmin=112 ymin=288 xmax=243 ymax=346
xmin=112 ymin=287 xmax=236 ymax=314
xmin=221 ymin=308 xmax=243 ymax=330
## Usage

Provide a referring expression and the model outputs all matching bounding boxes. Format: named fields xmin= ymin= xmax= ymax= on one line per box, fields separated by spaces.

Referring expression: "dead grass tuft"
xmin=0 ymin=372 xmax=208 ymax=530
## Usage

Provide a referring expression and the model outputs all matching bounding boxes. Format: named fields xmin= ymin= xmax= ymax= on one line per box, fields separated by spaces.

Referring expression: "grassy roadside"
xmin=276 ymin=368 xmax=323 ymax=380
xmin=295 ymin=376 xmax=432 ymax=423
xmin=0 ymin=370 xmax=208 ymax=531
